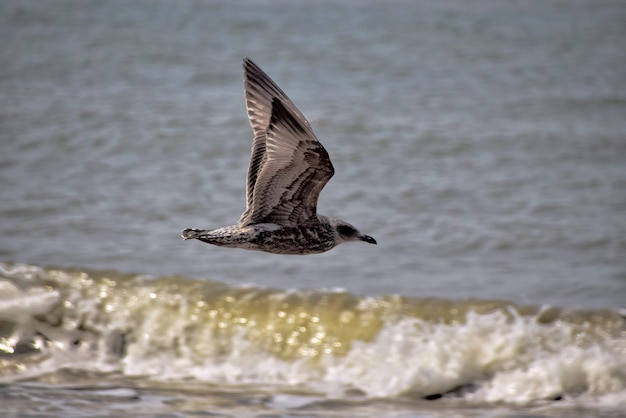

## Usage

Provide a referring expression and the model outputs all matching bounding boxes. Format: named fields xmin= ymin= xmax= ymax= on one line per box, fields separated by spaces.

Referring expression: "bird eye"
xmin=337 ymin=225 xmax=356 ymax=237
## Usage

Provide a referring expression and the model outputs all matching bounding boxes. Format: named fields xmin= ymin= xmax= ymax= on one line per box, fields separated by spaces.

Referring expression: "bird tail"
xmin=181 ymin=228 xmax=205 ymax=240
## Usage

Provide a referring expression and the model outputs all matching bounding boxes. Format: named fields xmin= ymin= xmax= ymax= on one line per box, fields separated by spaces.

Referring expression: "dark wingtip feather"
xmin=269 ymin=98 xmax=307 ymax=135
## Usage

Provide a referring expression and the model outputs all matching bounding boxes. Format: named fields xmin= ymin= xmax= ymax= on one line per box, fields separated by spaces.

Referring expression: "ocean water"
xmin=1 ymin=0 xmax=625 ymax=417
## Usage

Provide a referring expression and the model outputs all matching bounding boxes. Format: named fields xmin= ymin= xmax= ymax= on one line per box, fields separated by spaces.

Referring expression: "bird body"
xmin=182 ymin=58 xmax=376 ymax=254
xmin=183 ymin=219 xmax=334 ymax=255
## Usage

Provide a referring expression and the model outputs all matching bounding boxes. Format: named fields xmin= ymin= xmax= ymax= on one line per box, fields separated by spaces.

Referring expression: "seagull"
xmin=181 ymin=58 xmax=376 ymax=255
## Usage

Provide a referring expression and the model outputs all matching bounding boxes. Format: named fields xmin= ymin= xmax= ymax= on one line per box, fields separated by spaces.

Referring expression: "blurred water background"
xmin=1 ymin=0 xmax=625 ymax=417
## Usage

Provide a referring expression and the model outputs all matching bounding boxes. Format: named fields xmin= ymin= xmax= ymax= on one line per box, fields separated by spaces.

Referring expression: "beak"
xmin=360 ymin=234 xmax=377 ymax=245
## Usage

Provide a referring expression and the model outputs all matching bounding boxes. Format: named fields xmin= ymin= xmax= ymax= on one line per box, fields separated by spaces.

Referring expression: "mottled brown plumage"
xmin=182 ymin=58 xmax=376 ymax=254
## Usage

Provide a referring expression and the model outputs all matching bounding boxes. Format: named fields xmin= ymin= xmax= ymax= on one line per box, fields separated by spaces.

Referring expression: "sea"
xmin=1 ymin=0 xmax=625 ymax=417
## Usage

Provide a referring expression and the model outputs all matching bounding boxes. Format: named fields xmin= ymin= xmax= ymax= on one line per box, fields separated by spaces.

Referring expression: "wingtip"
xmin=243 ymin=57 xmax=262 ymax=84
xmin=243 ymin=57 xmax=257 ymax=70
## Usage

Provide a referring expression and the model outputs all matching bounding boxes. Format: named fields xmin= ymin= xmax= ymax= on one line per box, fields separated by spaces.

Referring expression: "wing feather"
xmin=240 ymin=58 xmax=314 ymax=223
xmin=241 ymin=97 xmax=334 ymax=226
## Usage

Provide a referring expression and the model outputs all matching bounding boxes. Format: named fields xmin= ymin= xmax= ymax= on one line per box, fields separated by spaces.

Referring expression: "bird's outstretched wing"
xmin=240 ymin=58 xmax=322 ymax=225
xmin=243 ymin=57 xmax=312 ymax=140
xmin=239 ymin=60 xmax=334 ymax=226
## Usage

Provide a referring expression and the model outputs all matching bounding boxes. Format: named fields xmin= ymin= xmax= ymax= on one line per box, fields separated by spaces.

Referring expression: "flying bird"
xmin=181 ymin=58 xmax=376 ymax=254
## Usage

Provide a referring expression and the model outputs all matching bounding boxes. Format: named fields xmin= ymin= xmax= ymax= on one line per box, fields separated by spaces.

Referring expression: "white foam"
xmin=0 ymin=280 xmax=59 ymax=320
xmin=3 ymin=263 xmax=623 ymax=407
xmin=321 ymin=310 xmax=626 ymax=405
xmin=114 ymin=306 xmax=626 ymax=407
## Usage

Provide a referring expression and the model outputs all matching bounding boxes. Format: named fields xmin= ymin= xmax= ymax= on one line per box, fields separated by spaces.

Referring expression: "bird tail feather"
xmin=181 ymin=228 xmax=204 ymax=240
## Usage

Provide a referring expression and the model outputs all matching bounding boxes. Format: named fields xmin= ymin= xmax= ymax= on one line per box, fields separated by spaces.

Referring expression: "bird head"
xmin=330 ymin=218 xmax=377 ymax=246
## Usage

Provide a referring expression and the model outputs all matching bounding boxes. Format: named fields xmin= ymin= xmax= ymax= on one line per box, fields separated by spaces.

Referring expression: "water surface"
xmin=1 ymin=0 xmax=625 ymax=416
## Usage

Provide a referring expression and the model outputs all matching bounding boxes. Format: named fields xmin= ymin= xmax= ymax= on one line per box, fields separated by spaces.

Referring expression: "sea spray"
xmin=1 ymin=262 xmax=625 ymax=407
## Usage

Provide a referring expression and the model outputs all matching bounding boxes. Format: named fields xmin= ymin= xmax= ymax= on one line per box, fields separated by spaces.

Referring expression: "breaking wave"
xmin=1 ymin=262 xmax=625 ymax=407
